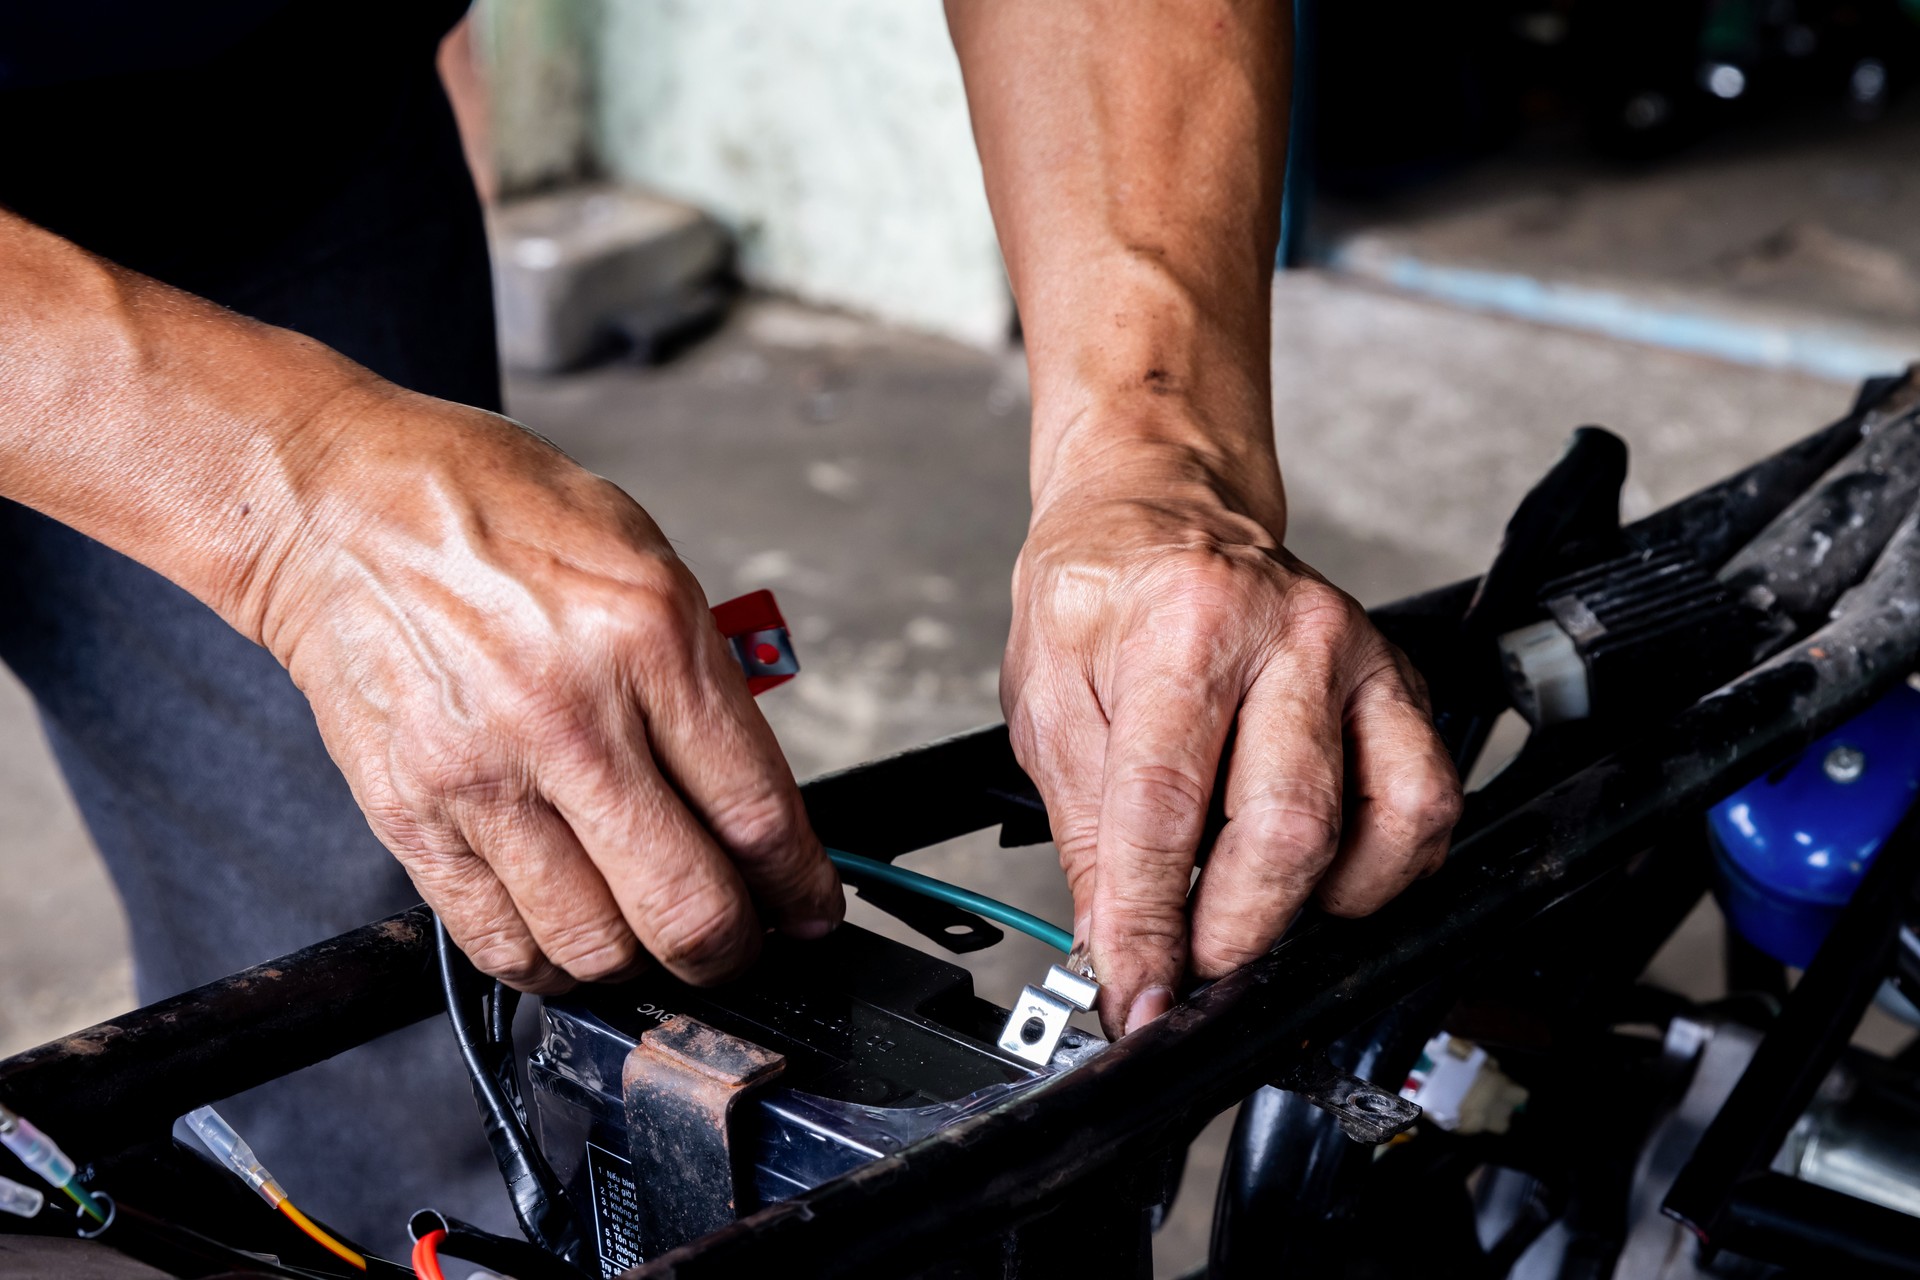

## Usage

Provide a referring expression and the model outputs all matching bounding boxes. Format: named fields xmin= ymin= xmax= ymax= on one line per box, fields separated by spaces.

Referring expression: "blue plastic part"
xmin=1709 ymin=680 xmax=1920 ymax=968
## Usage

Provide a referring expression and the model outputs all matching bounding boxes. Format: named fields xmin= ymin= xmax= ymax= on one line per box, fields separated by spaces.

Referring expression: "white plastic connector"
xmin=1397 ymin=1033 xmax=1529 ymax=1135
xmin=184 ymin=1106 xmax=287 ymax=1207
xmin=1497 ymin=619 xmax=1592 ymax=725
xmin=0 ymin=1103 xmax=78 ymax=1189
xmin=0 ymin=1174 xmax=43 ymax=1220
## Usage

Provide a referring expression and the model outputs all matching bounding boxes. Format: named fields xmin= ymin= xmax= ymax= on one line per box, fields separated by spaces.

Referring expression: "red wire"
xmin=411 ymin=1228 xmax=448 ymax=1280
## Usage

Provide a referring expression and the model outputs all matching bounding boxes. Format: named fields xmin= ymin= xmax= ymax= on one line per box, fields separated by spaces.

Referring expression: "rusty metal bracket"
xmin=622 ymin=1014 xmax=785 ymax=1260
xmin=1274 ymin=1057 xmax=1423 ymax=1145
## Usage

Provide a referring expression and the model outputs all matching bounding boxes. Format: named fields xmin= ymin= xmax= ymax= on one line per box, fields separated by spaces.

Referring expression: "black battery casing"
xmin=527 ymin=923 xmax=1099 ymax=1274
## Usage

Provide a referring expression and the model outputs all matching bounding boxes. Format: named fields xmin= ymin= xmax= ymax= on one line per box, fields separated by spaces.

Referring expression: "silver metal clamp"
xmin=998 ymin=964 xmax=1100 ymax=1067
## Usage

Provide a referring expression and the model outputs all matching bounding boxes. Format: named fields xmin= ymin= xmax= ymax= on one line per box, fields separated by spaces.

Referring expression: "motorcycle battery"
xmin=527 ymin=922 xmax=1101 ymax=1275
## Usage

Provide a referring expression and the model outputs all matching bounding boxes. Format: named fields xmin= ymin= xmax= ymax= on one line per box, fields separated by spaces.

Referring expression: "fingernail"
xmin=1125 ymin=986 xmax=1174 ymax=1036
xmin=785 ymin=917 xmax=838 ymax=941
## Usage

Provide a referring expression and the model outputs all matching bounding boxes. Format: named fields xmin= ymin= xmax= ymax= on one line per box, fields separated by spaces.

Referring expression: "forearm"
xmin=945 ymin=0 xmax=1289 ymax=513
xmin=0 ymin=207 xmax=375 ymax=639
xmin=0 ymin=209 xmax=844 ymax=991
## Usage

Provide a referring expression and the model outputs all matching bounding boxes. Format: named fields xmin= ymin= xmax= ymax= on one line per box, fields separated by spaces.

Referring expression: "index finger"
xmin=1090 ymin=660 xmax=1237 ymax=1037
xmin=641 ymin=598 xmax=844 ymax=938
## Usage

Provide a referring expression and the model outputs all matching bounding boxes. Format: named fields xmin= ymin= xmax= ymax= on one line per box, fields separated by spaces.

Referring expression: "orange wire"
xmin=411 ymin=1228 xmax=448 ymax=1280
xmin=277 ymin=1199 xmax=367 ymax=1272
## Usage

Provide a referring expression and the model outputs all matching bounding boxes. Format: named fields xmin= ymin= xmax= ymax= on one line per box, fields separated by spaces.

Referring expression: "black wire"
xmin=78 ymin=1194 xmax=346 ymax=1279
xmin=433 ymin=917 xmax=581 ymax=1262
xmin=483 ymin=980 xmax=534 ymax=1145
xmin=488 ymin=980 xmax=521 ymax=1048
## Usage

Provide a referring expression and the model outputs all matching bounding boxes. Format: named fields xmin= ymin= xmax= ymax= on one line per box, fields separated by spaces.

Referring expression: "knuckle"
xmin=1110 ymin=763 xmax=1210 ymax=852
xmin=1396 ymin=656 xmax=1436 ymax=709
xmin=1100 ymin=916 xmax=1188 ymax=970
xmin=709 ymin=789 xmax=804 ymax=865
xmin=395 ymin=741 xmax=466 ymax=796
xmin=381 ymin=815 xmax=478 ymax=875
xmin=1386 ymin=768 xmax=1464 ymax=838
xmin=1153 ymin=568 xmax=1247 ymax=636
xmin=1316 ymin=861 xmax=1417 ymax=919
xmin=1191 ymin=926 xmax=1278 ymax=977
xmin=465 ymin=929 xmax=551 ymax=989
xmin=1059 ymin=852 xmax=1098 ymax=905
xmin=513 ymin=693 xmax=604 ymax=761
xmin=1247 ymin=849 xmax=1336 ymax=910
xmin=1192 ymin=859 xmax=1313 ymax=973
xmin=1006 ymin=702 xmax=1066 ymax=772
xmin=362 ymin=795 xmax=436 ymax=851
xmin=1317 ymin=886 xmax=1383 ymax=919
xmin=573 ymin=567 xmax=698 ymax=654
xmin=1051 ymin=807 xmax=1102 ymax=868
xmin=1242 ymin=801 xmax=1342 ymax=865
xmin=403 ymin=737 xmax=525 ymax=810
xmin=1285 ymin=582 xmax=1362 ymax=649
xmin=649 ymin=891 xmax=754 ymax=977
xmin=543 ymin=920 xmax=642 ymax=983
xmin=1098 ymin=885 xmax=1191 ymax=950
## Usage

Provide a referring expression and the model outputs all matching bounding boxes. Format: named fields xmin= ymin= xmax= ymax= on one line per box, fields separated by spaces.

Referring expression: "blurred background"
xmin=9 ymin=0 xmax=1920 ymax=1270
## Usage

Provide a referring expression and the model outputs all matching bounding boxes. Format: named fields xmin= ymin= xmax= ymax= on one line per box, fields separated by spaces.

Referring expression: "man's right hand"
xmin=0 ymin=208 xmax=838 ymax=994
xmin=247 ymin=384 xmax=844 ymax=992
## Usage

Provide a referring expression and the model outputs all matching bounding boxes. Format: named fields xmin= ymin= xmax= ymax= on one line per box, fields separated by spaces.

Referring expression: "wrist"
xmin=211 ymin=374 xmax=397 ymax=657
xmin=1028 ymin=403 xmax=1287 ymax=543
xmin=1023 ymin=268 xmax=1277 ymax=519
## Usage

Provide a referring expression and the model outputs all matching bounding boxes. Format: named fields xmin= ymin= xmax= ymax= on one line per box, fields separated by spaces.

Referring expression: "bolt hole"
xmin=1019 ymin=1016 xmax=1047 ymax=1045
xmin=943 ymin=924 xmax=974 ymax=936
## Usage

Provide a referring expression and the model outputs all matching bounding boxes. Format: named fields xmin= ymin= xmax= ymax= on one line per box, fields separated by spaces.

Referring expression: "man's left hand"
xmin=1002 ymin=435 xmax=1461 ymax=1039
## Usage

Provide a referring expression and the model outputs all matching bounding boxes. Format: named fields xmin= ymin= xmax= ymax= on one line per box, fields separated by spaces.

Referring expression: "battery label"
xmin=587 ymin=1140 xmax=645 ymax=1276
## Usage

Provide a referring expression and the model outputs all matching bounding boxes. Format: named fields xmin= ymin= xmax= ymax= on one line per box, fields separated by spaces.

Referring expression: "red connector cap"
xmin=711 ymin=589 xmax=799 ymax=696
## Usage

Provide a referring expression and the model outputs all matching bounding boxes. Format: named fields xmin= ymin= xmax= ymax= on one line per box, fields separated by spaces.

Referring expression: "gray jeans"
xmin=0 ymin=64 xmax=512 ymax=1250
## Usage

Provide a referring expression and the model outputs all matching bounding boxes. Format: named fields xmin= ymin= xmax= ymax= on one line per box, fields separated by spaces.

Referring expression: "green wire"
xmin=60 ymin=1179 xmax=106 ymax=1224
xmin=827 ymin=849 xmax=1072 ymax=954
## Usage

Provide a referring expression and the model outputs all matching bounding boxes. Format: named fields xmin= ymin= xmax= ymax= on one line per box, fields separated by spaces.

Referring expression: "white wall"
xmin=496 ymin=0 xmax=1013 ymax=348
xmin=476 ymin=0 xmax=597 ymax=195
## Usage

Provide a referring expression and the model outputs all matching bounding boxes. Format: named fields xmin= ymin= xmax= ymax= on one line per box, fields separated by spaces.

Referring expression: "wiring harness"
xmin=0 ymin=1099 xmax=106 ymax=1225
xmin=184 ymin=1105 xmax=368 ymax=1271
xmin=434 ymin=917 xmax=582 ymax=1264
xmin=408 ymin=1209 xmax=588 ymax=1280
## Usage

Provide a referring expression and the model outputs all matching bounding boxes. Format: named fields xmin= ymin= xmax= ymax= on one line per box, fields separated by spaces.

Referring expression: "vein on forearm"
xmin=0 ymin=208 xmax=365 ymax=637
xmin=947 ymin=0 xmax=1288 ymax=484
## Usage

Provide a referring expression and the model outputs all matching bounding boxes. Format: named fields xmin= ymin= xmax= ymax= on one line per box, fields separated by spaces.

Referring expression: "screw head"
xmin=1824 ymin=745 xmax=1867 ymax=784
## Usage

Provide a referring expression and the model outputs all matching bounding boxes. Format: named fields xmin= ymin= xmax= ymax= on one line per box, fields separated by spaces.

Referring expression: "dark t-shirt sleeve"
xmin=0 ymin=1 xmax=292 ymax=89
xmin=0 ymin=0 xmax=473 ymax=291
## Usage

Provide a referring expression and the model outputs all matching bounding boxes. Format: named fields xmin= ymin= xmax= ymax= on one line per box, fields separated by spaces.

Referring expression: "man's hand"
xmin=946 ymin=0 xmax=1462 ymax=1034
xmin=1004 ymin=437 xmax=1459 ymax=1037
xmin=252 ymin=388 xmax=843 ymax=992
xmin=0 ymin=209 xmax=837 ymax=994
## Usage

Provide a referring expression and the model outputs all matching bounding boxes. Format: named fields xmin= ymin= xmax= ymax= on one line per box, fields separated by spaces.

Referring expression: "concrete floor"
xmin=1322 ymin=95 xmax=1920 ymax=378
xmin=1 ymin=117 xmax=1910 ymax=1272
